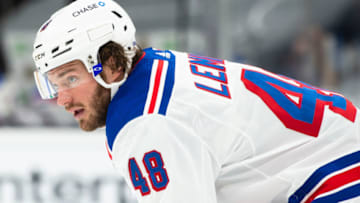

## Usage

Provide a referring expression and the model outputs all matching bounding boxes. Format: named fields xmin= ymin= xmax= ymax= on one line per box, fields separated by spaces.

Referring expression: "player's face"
xmin=48 ymin=60 xmax=110 ymax=131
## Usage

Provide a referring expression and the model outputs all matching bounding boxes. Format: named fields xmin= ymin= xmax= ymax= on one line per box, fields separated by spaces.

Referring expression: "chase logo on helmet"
xmin=72 ymin=1 xmax=106 ymax=18
xmin=98 ymin=1 xmax=105 ymax=7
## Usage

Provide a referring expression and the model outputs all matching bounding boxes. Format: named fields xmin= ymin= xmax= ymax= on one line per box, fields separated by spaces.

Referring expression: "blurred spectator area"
xmin=1 ymin=0 xmax=360 ymax=126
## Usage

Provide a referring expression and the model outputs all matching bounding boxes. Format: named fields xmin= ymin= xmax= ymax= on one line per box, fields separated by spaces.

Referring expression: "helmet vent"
xmin=124 ymin=25 xmax=127 ymax=31
xmin=68 ymin=28 xmax=76 ymax=33
xmin=52 ymin=46 xmax=59 ymax=54
xmin=111 ymin=11 xmax=122 ymax=18
xmin=53 ymin=47 xmax=72 ymax=58
xmin=35 ymin=44 xmax=42 ymax=49
xmin=66 ymin=39 xmax=74 ymax=46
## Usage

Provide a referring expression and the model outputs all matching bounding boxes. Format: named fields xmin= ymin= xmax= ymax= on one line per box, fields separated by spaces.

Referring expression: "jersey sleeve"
xmin=111 ymin=114 xmax=219 ymax=203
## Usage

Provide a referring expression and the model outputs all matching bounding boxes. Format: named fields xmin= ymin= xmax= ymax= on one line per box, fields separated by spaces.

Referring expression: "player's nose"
xmin=56 ymin=91 xmax=73 ymax=107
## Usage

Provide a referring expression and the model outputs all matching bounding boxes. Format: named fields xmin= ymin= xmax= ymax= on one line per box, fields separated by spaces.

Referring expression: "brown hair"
xmin=98 ymin=41 xmax=143 ymax=73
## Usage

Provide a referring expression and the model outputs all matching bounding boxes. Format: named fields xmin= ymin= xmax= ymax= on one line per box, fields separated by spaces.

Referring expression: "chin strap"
xmin=94 ymin=71 xmax=129 ymax=99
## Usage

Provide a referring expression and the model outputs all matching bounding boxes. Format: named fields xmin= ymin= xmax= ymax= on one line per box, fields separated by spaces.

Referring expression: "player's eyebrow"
xmin=55 ymin=68 xmax=77 ymax=79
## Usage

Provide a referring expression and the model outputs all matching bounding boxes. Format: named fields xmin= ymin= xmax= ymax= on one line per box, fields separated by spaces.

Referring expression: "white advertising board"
xmin=0 ymin=128 xmax=137 ymax=203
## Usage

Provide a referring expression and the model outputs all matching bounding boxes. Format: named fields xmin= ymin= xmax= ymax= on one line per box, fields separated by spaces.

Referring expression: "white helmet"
xmin=32 ymin=0 xmax=136 ymax=99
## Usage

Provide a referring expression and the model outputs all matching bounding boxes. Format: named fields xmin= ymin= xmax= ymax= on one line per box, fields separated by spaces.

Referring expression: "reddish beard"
xmin=70 ymin=84 xmax=110 ymax=131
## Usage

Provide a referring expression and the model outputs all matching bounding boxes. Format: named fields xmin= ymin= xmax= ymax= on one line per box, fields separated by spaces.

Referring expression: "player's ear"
xmin=102 ymin=56 xmax=124 ymax=83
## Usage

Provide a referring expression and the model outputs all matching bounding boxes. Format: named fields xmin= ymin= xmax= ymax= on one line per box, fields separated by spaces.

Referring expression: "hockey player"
xmin=32 ymin=0 xmax=360 ymax=202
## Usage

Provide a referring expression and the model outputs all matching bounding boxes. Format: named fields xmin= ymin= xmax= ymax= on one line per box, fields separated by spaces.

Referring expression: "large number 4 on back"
xmin=241 ymin=69 xmax=357 ymax=137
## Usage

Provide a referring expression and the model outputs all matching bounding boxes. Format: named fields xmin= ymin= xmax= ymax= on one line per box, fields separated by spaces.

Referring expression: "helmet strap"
xmin=93 ymin=71 xmax=129 ymax=100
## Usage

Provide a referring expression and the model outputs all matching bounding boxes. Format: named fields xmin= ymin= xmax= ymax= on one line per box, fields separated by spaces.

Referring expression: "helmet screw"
xmin=87 ymin=55 xmax=95 ymax=65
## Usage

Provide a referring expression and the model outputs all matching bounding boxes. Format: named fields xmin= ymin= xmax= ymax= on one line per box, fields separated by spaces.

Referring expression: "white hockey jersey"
xmin=105 ymin=48 xmax=360 ymax=203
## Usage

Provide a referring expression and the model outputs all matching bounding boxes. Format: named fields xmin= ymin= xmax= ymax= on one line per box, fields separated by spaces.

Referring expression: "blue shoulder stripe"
xmin=105 ymin=48 xmax=175 ymax=151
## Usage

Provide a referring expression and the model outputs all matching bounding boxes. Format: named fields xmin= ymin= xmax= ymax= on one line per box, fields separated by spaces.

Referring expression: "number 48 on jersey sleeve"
xmin=241 ymin=69 xmax=357 ymax=137
xmin=128 ymin=150 xmax=169 ymax=196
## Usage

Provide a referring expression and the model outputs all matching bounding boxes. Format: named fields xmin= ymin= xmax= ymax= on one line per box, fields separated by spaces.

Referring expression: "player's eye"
xmin=68 ymin=76 xmax=78 ymax=84
xmin=66 ymin=76 xmax=79 ymax=88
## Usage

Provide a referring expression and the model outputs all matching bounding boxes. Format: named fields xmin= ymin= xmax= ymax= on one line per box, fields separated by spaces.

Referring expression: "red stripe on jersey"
xmin=105 ymin=140 xmax=113 ymax=160
xmin=148 ymin=60 xmax=164 ymax=114
xmin=304 ymin=165 xmax=360 ymax=203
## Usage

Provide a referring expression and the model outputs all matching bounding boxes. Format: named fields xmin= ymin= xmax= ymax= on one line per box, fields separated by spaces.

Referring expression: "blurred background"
xmin=0 ymin=0 xmax=360 ymax=202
